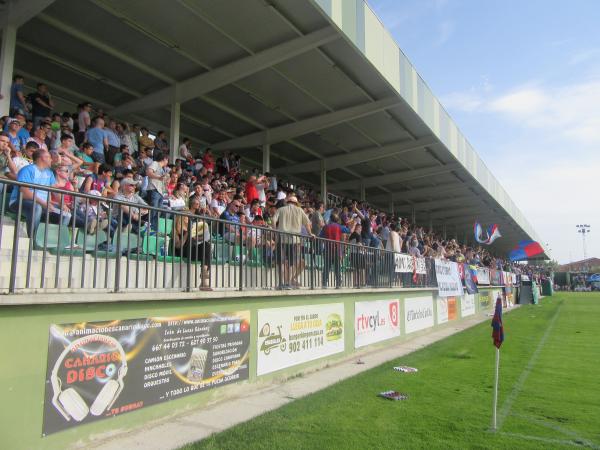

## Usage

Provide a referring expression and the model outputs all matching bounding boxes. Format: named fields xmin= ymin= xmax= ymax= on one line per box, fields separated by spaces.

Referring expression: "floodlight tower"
xmin=576 ymin=224 xmax=591 ymax=266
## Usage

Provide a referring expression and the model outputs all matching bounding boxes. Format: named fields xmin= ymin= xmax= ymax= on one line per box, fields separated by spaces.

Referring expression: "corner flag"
xmin=491 ymin=295 xmax=504 ymax=348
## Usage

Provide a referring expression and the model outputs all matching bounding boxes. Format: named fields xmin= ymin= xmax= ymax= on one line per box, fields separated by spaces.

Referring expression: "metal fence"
xmin=0 ymin=178 xmax=506 ymax=294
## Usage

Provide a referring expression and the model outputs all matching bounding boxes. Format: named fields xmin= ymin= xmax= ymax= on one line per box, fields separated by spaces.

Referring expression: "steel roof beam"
xmin=277 ymin=136 xmax=436 ymax=174
xmin=329 ymin=162 xmax=460 ymax=191
xmin=109 ymin=26 xmax=339 ymax=116
xmin=210 ymin=97 xmax=401 ymax=150
xmin=368 ymin=183 xmax=470 ymax=203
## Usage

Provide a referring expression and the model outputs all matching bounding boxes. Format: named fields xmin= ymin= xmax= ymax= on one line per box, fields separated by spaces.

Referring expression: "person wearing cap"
xmin=271 ymin=195 xmax=313 ymax=289
xmin=112 ymin=177 xmax=148 ymax=233
xmin=6 ymin=118 xmax=22 ymax=152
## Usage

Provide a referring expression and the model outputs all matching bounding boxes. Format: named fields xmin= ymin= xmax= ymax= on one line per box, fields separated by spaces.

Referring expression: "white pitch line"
xmin=496 ymin=300 xmax=564 ymax=429
xmin=512 ymin=413 xmax=600 ymax=450
xmin=500 ymin=431 xmax=595 ymax=449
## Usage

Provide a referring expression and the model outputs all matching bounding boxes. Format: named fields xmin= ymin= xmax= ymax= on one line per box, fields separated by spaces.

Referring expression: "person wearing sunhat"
xmin=271 ymin=195 xmax=313 ymax=289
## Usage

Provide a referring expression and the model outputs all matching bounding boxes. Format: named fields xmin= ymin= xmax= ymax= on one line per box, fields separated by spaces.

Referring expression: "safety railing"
xmin=0 ymin=178 xmax=511 ymax=295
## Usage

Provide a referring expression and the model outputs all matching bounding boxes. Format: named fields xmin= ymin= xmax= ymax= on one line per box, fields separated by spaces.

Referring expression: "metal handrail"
xmin=0 ymin=178 xmax=515 ymax=295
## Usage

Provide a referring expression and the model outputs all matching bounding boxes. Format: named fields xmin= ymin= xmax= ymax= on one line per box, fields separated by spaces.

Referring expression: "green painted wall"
xmin=0 ymin=289 xmax=495 ymax=449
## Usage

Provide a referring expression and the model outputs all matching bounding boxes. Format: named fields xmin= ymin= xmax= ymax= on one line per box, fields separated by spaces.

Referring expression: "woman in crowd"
xmin=174 ymin=196 xmax=212 ymax=290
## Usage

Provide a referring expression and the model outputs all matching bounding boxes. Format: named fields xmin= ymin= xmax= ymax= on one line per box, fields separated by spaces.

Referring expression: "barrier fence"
xmin=0 ymin=179 xmax=515 ymax=294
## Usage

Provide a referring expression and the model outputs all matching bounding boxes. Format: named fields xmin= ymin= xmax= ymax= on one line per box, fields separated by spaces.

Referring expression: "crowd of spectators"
xmin=1 ymin=75 xmax=547 ymax=289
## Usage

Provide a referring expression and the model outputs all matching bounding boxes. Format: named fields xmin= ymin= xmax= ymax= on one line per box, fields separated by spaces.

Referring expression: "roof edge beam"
xmin=278 ymin=135 xmax=437 ymax=174
xmin=211 ymin=96 xmax=401 ymax=150
xmin=109 ymin=26 xmax=339 ymax=116
xmin=329 ymin=163 xmax=461 ymax=191
xmin=368 ymin=183 xmax=468 ymax=203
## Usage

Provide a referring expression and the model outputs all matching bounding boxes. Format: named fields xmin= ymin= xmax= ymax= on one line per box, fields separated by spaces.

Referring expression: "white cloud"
xmin=435 ymin=20 xmax=455 ymax=45
xmin=444 ymin=79 xmax=600 ymax=146
xmin=440 ymin=78 xmax=600 ymax=263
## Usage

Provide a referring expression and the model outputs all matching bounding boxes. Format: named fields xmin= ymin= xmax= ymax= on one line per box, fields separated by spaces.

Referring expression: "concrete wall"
xmin=0 ymin=288 xmax=497 ymax=449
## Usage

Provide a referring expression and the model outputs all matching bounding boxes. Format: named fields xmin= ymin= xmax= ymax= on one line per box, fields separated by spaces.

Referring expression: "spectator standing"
xmin=9 ymin=75 xmax=28 ymax=116
xmin=320 ymin=213 xmax=350 ymax=288
xmin=76 ymin=102 xmax=92 ymax=145
xmin=104 ymin=120 xmax=121 ymax=164
xmin=311 ymin=201 xmax=325 ymax=237
xmin=145 ymin=151 xmax=169 ymax=231
xmin=271 ymin=195 xmax=312 ymax=289
xmin=31 ymin=83 xmax=54 ymax=127
xmin=138 ymin=128 xmax=154 ymax=155
xmin=128 ymin=124 xmax=140 ymax=155
xmin=85 ymin=117 xmax=107 ymax=163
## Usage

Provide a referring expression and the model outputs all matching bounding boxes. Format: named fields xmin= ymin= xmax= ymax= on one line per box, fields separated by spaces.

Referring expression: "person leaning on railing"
xmin=173 ymin=196 xmax=212 ymax=291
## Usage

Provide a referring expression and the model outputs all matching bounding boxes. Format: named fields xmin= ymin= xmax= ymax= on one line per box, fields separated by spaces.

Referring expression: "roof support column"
xmin=411 ymin=207 xmax=416 ymax=225
xmin=443 ymin=223 xmax=447 ymax=240
xmin=388 ymin=196 xmax=394 ymax=215
xmin=169 ymin=101 xmax=180 ymax=164
xmin=0 ymin=24 xmax=17 ymax=116
xmin=359 ymin=181 xmax=366 ymax=202
xmin=262 ymin=143 xmax=270 ymax=174
xmin=320 ymin=160 xmax=327 ymax=209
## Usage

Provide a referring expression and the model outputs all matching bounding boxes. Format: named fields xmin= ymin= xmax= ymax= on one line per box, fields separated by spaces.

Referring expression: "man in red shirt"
xmin=320 ymin=214 xmax=350 ymax=288
xmin=245 ymin=175 xmax=259 ymax=204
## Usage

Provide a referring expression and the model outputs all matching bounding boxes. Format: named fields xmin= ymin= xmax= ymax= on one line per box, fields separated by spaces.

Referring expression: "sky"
xmin=367 ymin=0 xmax=600 ymax=264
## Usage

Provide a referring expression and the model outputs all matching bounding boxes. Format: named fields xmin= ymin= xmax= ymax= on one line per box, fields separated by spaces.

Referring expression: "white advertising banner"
xmin=404 ymin=296 xmax=434 ymax=334
xmin=477 ymin=268 xmax=490 ymax=285
xmin=354 ymin=300 xmax=401 ymax=348
xmin=437 ymin=297 xmax=449 ymax=324
xmin=461 ymin=294 xmax=476 ymax=317
xmin=394 ymin=254 xmax=427 ymax=274
xmin=434 ymin=259 xmax=464 ymax=297
xmin=257 ymin=304 xmax=345 ymax=376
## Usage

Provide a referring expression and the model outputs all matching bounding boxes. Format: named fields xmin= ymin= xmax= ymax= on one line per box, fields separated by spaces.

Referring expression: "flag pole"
xmin=492 ymin=347 xmax=500 ymax=431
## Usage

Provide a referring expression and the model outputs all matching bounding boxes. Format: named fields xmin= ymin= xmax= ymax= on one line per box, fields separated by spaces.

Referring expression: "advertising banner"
xmin=43 ymin=312 xmax=250 ymax=436
xmin=512 ymin=273 xmax=517 ymax=284
xmin=490 ymin=269 xmax=502 ymax=286
xmin=354 ymin=300 xmax=401 ymax=348
xmin=479 ymin=291 xmax=491 ymax=308
xmin=404 ymin=296 xmax=434 ymax=334
xmin=434 ymin=259 xmax=464 ymax=297
xmin=461 ymin=294 xmax=476 ymax=317
xmin=436 ymin=296 xmax=457 ymax=324
xmin=394 ymin=254 xmax=427 ymax=274
xmin=257 ymin=304 xmax=345 ymax=376
xmin=477 ymin=268 xmax=490 ymax=285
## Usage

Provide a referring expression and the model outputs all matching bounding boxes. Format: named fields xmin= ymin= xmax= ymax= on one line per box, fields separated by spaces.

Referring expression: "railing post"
xmin=8 ymin=197 xmax=22 ymax=294
xmin=114 ymin=210 xmax=123 ymax=293
xmin=238 ymin=224 xmax=243 ymax=291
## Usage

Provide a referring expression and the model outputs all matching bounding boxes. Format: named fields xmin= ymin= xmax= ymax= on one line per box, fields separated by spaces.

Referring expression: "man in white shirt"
xmin=145 ymin=151 xmax=169 ymax=231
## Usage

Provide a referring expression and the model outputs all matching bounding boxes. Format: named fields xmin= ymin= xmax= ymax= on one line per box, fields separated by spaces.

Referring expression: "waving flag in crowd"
xmin=474 ymin=222 xmax=502 ymax=245
xmin=508 ymin=240 xmax=544 ymax=261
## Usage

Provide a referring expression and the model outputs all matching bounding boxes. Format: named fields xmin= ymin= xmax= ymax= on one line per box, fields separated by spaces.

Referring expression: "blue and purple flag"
xmin=508 ymin=240 xmax=544 ymax=261
xmin=491 ymin=295 xmax=504 ymax=349
xmin=474 ymin=222 xmax=502 ymax=245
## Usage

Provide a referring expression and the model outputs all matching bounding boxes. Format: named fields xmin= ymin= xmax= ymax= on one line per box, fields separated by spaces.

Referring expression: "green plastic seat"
xmin=158 ymin=217 xmax=173 ymax=235
xmin=35 ymin=223 xmax=71 ymax=251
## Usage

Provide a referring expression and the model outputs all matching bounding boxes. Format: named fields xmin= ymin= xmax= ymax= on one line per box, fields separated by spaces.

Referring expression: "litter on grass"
xmin=379 ymin=391 xmax=409 ymax=401
xmin=394 ymin=366 xmax=418 ymax=373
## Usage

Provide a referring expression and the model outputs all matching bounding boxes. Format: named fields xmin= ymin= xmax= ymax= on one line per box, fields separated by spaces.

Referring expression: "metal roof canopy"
xmin=0 ymin=0 xmax=545 ymax=257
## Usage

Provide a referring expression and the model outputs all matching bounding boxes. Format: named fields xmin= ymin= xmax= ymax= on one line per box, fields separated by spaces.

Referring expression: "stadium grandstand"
xmin=0 ymin=1 xmax=550 ymax=449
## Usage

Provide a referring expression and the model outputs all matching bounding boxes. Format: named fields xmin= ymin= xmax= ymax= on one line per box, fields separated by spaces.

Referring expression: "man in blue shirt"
xmin=85 ymin=117 xmax=107 ymax=163
xmin=219 ymin=200 xmax=241 ymax=242
xmin=104 ymin=120 xmax=121 ymax=164
xmin=9 ymin=75 xmax=28 ymax=116
xmin=9 ymin=148 xmax=65 ymax=237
